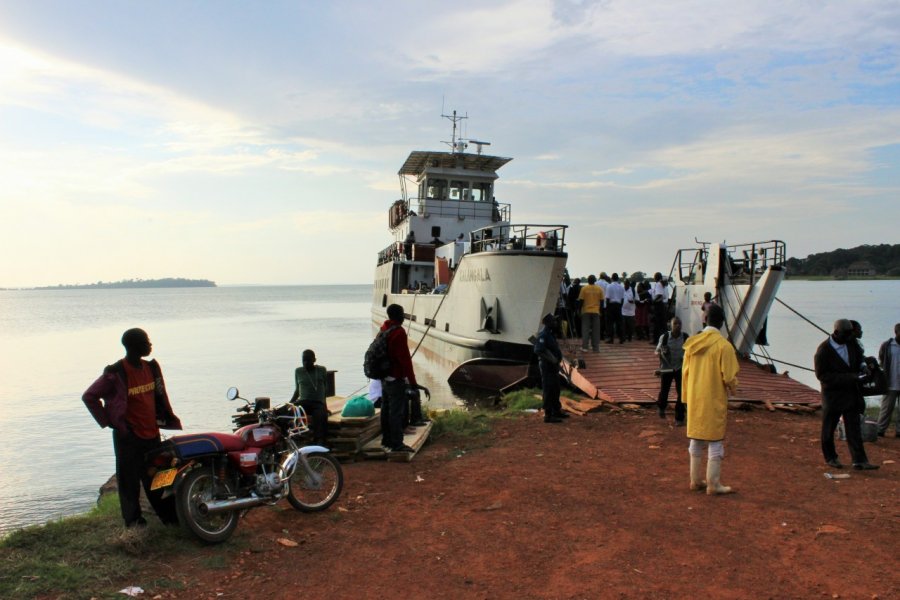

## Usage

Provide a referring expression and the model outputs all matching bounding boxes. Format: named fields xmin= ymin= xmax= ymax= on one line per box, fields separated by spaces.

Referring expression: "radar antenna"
xmin=441 ymin=110 xmax=468 ymax=154
xmin=468 ymin=140 xmax=491 ymax=155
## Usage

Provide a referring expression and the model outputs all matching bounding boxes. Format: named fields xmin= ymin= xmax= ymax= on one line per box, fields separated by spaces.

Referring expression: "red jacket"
xmin=82 ymin=359 xmax=183 ymax=434
xmin=381 ymin=320 xmax=417 ymax=386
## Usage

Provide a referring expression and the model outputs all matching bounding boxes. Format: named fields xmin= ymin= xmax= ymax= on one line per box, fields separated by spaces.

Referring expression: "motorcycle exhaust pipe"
xmin=199 ymin=495 xmax=269 ymax=515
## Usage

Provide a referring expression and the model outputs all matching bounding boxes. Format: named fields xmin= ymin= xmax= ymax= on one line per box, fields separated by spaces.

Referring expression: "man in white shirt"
xmin=557 ymin=274 xmax=571 ymax=338
xmin=649 ymin=273 xmax=669 ymax=344
xmin=622 ymin=280 xmax=637 ymax=341
xmin=876 ymin=323 xmax=900 ymax=438
xmin=605 ymin=273 xmax=626 ymax=344
xmin=597 ymin=272 xmax=610 ymax=340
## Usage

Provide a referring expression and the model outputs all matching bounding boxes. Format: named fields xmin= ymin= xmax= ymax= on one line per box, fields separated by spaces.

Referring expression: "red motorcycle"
xmin=148 ymin=387 xmax=343 ymax=543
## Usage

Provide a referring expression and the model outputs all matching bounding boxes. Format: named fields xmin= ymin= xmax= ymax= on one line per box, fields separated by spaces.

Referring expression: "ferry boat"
xmin=371 ymin=112 xmax=568 ymax=363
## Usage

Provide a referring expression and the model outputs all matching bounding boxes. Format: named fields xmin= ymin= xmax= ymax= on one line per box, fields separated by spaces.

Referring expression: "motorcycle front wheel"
xmin=288 ymin=452 xmax=343 ymax=512
xmin=175 ymin=467 xmax=239 ymax=544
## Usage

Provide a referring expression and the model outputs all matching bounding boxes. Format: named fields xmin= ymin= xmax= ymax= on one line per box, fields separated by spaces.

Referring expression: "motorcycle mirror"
xmin=226 ymin=387 xmax=240 ymax=401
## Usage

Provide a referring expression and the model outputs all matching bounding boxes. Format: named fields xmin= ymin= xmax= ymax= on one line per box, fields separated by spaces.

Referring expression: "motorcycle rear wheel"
xmin=175 ymin=467 xmax=239 ymax=544
xmin=288 ymin=452 xmax=343 ymax=512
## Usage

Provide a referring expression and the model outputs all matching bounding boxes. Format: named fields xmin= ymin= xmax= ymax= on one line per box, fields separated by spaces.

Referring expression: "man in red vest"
xmin=83 ymin=328 xmax=182 ymax=527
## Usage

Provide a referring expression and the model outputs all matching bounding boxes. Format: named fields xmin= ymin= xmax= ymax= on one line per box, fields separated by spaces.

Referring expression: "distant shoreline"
xmin=784 ymin=275 xmax=900 ymax=281
xmin=20 ymin=278 xmax=216 ymax=290
xmin=1 ymin=282 xmax=377 ymax=290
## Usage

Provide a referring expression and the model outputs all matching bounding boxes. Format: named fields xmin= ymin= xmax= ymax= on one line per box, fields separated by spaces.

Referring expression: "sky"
xmin=1 ymin=0 xmax=898 ymax=287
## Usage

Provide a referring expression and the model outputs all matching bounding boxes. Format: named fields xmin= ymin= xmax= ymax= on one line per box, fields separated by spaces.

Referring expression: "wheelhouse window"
xmin=449 ymin=180 xmax=468 ymax=201
xmin=471 ymin=182 xmax=491 ymax=202
xmin=426 ymin=178 xmax=447 ymax=199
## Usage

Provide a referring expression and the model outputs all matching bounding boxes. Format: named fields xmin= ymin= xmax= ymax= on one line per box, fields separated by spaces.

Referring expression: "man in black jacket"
xmin=534 ymin=313 xmax=565 ymax=423
xmin=814 ymin=319 xmax=879 ymax=470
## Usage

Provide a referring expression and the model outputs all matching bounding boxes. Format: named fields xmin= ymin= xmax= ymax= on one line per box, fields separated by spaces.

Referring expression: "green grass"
xmin=430 ymin=387 xmax=569 ymax=440
xmin=430 ymin=409 xmax=494 ymax=438
xmin=430 ymin=387 xmax=561 ymax=443
xmin=0 ymin=493 xmax=236 ymax=599
xmin=497 ymin=388 xmax=544 ymax=412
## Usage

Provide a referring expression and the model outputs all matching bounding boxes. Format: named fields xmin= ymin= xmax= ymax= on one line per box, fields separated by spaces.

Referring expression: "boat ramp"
xmin=557 ymin=338 xmax=821 ymax=413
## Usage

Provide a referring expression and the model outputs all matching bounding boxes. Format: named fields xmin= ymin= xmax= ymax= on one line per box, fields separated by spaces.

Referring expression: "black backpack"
xmin=363 ymin=325 xmax=399 ymax=379
xmin=660 ymin=331 xmax=688 ymax=347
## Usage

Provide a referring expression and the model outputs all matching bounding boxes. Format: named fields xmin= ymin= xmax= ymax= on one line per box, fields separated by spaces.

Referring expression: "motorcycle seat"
xmin=169 ymin=433 xmax=246 ymax=458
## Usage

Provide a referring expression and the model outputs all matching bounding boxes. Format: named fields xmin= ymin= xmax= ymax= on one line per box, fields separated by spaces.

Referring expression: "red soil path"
xmin=133 ymin=409 xmax=899 ymax=599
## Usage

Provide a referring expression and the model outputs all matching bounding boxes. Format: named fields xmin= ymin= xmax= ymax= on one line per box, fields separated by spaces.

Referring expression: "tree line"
xmin=34 ymin=278 xmax=217 ymax=290
xmin=784 ymin=244 xmax=900 ymax=277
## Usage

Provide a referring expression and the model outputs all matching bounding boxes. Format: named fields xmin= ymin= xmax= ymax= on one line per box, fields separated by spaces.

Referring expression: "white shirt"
xmin=558 ymin=281 xmax=569 ymax=308
xmin=650 ymin=281 xmax=666 ymax=302
xmin=595 ymin=279 xmax=609 ymax=307
xmin=622 ymin=288 xmax=636 ymax=317
xmin=829 ymin=337 xmax=849 ymax=366
xmin=606 ymin=281 xmax=625 ymax=303
xmin=888 ymin=339 xmax=900 ymax=390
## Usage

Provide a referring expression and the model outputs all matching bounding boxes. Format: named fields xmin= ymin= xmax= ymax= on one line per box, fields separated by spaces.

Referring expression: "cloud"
xmin=366 ymin=0 xmax=900 ymax=93
xmin=1 ymin=3 xmax=899 ymax=287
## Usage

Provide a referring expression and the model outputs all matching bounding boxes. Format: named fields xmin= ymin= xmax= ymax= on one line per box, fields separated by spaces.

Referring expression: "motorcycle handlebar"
xmin=229 ymin=390 xmax=309 ymax=435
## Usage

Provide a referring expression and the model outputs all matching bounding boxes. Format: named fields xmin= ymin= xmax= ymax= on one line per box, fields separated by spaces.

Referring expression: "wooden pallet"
xmin=324 ymin=396 xmax=381 ymax=459
xmin=361 ymin=421 xmax=433 ymax=462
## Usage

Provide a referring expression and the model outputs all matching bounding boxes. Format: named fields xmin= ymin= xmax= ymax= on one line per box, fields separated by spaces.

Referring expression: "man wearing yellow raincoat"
xmin=682 ymin=304 xmax=740 ymax=495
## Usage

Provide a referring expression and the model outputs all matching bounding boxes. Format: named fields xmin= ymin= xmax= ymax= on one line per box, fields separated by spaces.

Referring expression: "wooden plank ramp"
xmin=557 ymin=337 xmax=821 ymax=409
xmin=325 ymin=395 xmax=433 ymax=461
xmin=361 ymin=421 xmax=434 ymax=462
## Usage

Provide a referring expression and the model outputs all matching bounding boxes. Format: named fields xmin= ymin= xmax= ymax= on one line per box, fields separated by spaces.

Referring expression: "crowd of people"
xmin=555 ymin=270 xmax=674 ymax=350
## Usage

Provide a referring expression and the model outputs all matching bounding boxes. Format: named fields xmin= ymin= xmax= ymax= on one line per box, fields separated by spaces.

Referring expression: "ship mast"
xmin=441 ymin=110 xmax=468 ymax=154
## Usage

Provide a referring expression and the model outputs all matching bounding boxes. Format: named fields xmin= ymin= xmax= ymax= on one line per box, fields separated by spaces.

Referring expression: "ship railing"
xmin=725 ymin=240 xmax=786 ymax=285
xmin=669 ymin=240 xmax=786 ymax=286
xmin=389 ymin=198 xmax=511 ymax=228
xmin=414 ymin=198 xmax=510 ymax=222
xmin=670 ymin=247 xmax=707 ymax=285
xmin=468 ymin=224 xmax=567 ymax=254
xmin=377 ymin=223 xmax=568 ymax=266
xmin=378 ymin=243 xmax=399 ymax=266
xmin=377 ymin=241 xmax=437 ymax=266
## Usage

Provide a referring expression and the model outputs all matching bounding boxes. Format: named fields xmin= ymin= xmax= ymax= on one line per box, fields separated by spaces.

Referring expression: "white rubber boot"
xmin=706 ymin=457 xmax=735 ymax=495
xmin=690 ymin=455 xmax=706 ymax=491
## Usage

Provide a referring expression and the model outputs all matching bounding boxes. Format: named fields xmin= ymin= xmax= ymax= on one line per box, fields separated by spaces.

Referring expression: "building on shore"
xmin=833 ymin=260 xmax=877 ymax=278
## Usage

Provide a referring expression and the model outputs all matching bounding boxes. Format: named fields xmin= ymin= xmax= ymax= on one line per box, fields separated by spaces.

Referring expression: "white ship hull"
xmin=372 ymin=251 xmax=567 ymax=362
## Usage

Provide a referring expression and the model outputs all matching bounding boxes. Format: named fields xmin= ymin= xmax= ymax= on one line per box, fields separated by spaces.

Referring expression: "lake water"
xmin=0 ymin=280 xmax=897 ymax=535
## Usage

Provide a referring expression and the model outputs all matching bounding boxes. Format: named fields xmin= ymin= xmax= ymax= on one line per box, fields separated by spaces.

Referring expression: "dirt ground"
xmin=133 ymin=408 xmax=899 ymax=600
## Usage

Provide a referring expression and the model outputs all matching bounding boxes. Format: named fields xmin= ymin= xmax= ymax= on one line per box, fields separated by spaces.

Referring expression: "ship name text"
xmin=457 ymin=267 xmax=492 ymax=282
